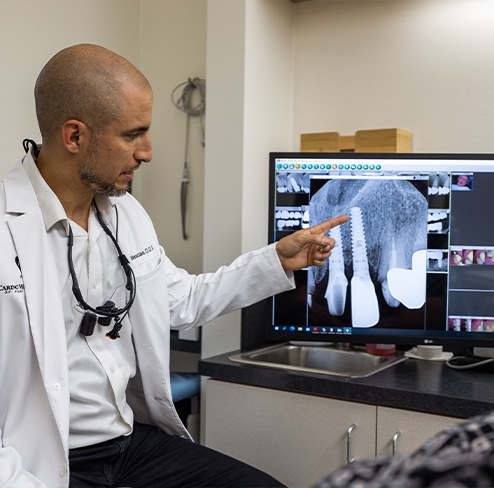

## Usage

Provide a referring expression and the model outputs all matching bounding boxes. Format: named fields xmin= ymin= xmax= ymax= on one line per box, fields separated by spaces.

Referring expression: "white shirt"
xmin=24 ymin=156 xmax=135 ymax=448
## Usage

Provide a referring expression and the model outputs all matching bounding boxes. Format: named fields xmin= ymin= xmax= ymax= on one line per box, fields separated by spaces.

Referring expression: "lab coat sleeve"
xmin=165 ymin=243 xmax=295 ymax=330
xmin=0 ymin=441 xmax=48 ymax=488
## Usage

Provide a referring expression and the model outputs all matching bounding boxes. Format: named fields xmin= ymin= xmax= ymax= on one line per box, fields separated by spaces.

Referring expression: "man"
xmin=0 ymin=44 xmax=348 ymax=487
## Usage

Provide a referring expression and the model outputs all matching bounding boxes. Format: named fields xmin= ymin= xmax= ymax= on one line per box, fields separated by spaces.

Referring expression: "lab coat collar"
xmin=5 ymin=154 xmax=120 ymax=234
xmin=3 ymin=157 xmax=42 ymax=215
xmin=22 ymin=151 xmax=67 ymax=232
xmin=94 ymin=193 xmax=119 ymax=227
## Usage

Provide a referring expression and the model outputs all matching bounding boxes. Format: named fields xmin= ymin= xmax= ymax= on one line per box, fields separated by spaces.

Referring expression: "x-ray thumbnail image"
xmin=276 ymin=172 xmax=310 ymax=193
xmin=275 ymin=206 xmax=309 ymax=231
xmin=428 ymin=173 xmax=450 ymax=196
xmin=428 ymin=209 xmax=450 ymax=234
xmin=427 ymin=250 xmax=448 ymax=271
xmin=307 ymin=178 xmax=428 ymax=329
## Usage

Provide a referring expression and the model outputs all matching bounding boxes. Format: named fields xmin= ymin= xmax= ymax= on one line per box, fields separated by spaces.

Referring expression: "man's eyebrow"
xmin=124 ymin=125 xmax=150 ymax=134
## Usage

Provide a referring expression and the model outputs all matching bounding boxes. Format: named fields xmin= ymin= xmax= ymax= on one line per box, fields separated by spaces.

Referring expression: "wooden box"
xmin=300 ymin=128 xmax=412 ymax=153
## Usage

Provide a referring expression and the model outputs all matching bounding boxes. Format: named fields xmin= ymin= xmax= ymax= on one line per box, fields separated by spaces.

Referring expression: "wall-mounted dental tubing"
xmin=171 ymin=77 xmax=206 ymax=240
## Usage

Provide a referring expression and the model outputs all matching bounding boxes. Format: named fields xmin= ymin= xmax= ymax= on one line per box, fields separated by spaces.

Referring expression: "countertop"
xmin=198 ymin=346 xmax=494 ymax=419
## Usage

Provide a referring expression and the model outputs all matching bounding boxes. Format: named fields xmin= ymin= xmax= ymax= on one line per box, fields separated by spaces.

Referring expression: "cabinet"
xmin=203 ymin=379 xmax=459 ymax=488
xmin=375 ymin=406 xmax=457 ymax=457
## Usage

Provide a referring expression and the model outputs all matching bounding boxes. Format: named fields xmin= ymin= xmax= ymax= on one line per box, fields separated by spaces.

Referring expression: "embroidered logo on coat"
xmin=130 ymin=244 xmax=155 ymax=261
xmin=0 ymin=257 xmax=25 ymax=294
xmin=0 ymin=283 xmax=24 ymax=294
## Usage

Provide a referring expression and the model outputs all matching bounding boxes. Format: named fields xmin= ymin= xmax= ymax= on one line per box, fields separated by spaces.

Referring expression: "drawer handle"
xmin=346 ymin=424 xmax=356 ymax=464
xmin=392 ymin=431 xmax=401 ymax=456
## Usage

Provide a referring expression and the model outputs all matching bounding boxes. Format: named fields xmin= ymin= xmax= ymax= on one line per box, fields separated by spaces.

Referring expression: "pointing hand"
xmin=275 ymin=214 xmax=349 ymax=271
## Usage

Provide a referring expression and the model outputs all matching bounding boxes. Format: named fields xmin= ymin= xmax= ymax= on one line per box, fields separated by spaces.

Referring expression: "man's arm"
xmin=275 ymin=214 xmax=349 ymax=271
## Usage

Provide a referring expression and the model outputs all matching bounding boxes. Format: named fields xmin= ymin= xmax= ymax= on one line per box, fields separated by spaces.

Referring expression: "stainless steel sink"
xmin=229 ymin=343 xmax=407 ymax=378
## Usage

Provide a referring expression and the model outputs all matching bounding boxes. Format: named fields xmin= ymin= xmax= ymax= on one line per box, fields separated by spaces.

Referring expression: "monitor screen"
xmin=263 ymin=152 xmax=494 ymax=349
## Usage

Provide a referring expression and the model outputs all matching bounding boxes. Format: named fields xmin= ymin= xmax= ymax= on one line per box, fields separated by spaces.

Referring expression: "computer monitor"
xmin=262 ymin=152 xmax=494 ymax=351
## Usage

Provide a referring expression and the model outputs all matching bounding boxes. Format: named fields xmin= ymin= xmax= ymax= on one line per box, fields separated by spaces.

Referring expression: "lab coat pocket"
xmin=108 ymin=249 xmax=165 ymax=315
xmin=132 ymin=248 xmax=170 ymax=313
xmin=130 ymin=246 xmax=164 ymax=282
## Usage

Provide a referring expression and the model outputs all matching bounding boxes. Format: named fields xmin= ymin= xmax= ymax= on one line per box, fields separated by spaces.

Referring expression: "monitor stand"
xmin=405 ymin=345 xmax=452 ymax=361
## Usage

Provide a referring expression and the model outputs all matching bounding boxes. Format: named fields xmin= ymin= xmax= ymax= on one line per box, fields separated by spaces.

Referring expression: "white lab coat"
xmin=0 ymin=158 xmax=295 ymax=487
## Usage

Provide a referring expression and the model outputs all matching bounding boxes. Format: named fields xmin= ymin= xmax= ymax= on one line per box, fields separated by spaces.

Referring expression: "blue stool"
xmin=170 ymin=373 xmax=201 ymax=440
xmin=170 ymin=372 xmax=201 ymax=402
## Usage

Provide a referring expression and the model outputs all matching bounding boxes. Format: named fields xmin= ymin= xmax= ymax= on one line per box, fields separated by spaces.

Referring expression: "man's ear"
xmin=61 ymin=119 xmax=90 ymax=154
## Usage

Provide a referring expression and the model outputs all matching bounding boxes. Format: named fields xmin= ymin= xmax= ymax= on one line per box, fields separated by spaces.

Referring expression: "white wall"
xmin=0 ymin=0 xmax=141 ymax=175
xmin=201 ymin=0 xmax=247 ymax=358
xmin=242 ymin=0 xmax=294 ymax=252
xmin=0 ymin=0 xmax=206 ymax=273
xmin=138 ymin=0 xmax=206 ymax=273
xmin=291 ymin=0 xmax=494 ymax=153
xmin=202 ymin=0 xmax=293 ymax=358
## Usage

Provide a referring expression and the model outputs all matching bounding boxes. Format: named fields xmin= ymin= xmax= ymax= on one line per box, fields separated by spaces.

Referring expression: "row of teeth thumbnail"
xmin=428 ymin=210 xmax=449 ymax=233
xmin=449 ymin=316 xmax=494 ymax=332
xmin=450 ymin=248 xmax=494 ymax=266
xmin=276 ymin=209 xmax=309 ymax=230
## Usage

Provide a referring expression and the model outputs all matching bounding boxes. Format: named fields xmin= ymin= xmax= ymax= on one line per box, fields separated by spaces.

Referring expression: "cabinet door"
xmin=204 ymin=379 xmax=376 ymax=488
xmin=376 ymin=406 xmax=459 ymax=457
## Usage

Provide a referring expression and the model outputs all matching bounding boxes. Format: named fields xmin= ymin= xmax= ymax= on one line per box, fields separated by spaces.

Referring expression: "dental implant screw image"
xmin=325 ymin=224 xmax=348 ymax=316
xmin=350 ymin=207 xmax=379 ymax=328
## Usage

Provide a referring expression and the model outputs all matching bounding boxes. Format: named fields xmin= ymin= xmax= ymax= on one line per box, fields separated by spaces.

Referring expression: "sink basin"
xmin=229 ymin=343 xmax=407 ymax=378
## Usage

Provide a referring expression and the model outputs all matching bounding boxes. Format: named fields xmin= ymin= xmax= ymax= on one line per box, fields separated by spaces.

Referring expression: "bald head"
xmin=34 ymin=44 xmax=152 ymax=146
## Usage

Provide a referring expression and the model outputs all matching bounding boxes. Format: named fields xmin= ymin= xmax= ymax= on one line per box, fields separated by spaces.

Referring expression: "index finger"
xmin=310 ymin=214 xmax=349 ymax=235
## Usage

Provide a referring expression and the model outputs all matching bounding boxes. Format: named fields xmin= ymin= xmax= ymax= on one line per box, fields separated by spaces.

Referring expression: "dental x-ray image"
xmin=308 ymin=177 xmax=428 ymax=329
xmin=275 ymin=205 xmax=309 ymax=231
xmin=428 ymin=209 xmax=450 ymax=234
xmin=428 ymin=173 xmax=450 ymax=196
xmin=276 ymin=171 xmax=311 ymax=193
xmin=427 ymin=250 xmax=449 ymax=271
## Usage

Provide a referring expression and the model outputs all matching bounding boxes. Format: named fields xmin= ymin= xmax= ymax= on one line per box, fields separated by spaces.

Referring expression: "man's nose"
xmin=136 ymin=133 xmax=153 ymax=163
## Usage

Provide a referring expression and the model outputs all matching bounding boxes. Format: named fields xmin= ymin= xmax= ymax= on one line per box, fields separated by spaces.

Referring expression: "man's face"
xmin=79 ymin=84 xmax=153 ymax=196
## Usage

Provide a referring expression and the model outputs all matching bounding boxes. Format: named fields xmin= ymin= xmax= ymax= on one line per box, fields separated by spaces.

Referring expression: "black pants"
xmin=69 ymin=422 xmax=285 ymax=488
